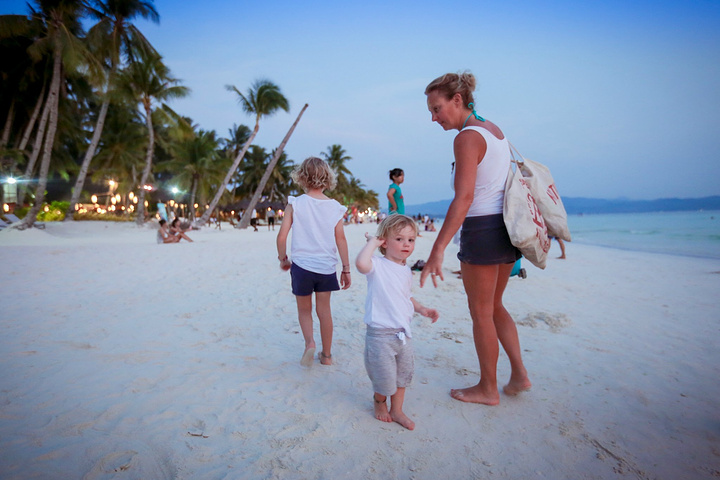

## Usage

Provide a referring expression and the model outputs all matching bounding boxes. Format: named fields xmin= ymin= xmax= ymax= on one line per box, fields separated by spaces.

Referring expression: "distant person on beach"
xmin=170 ymin=218 xmax=193 ymax=242
xmin=356 ymin=214 xmax=439 ymax=430
xmin=276 ymin=157 xmax=351 ymax=367
xmin=387 ymin=168 xmax=405 ymax=215
xmin=157 ymin=201 xmax=168 ymax=222
xmin=420 ymin=71 xmax=531 ymax=405
xmin=157 ymin=219 xmax=180 ymax=244
xmin=267 ymin=208 xmax=276 ymax=231
xmin=250 ymin=208 xmax=259 ymax=231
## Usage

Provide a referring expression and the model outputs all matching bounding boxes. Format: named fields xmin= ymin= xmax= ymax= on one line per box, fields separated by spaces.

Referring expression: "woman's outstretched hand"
xmin=420 ymin=250 xmax=444 ymax=288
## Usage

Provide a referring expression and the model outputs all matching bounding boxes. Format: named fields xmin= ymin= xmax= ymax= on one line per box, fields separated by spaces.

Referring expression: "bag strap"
xmin=508 ymin=141 xmax=526 ymax=166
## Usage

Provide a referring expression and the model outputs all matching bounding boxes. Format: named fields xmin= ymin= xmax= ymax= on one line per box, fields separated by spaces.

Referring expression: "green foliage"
xmin=72 ymin=211 xmax=134 ymax=222
xmin=37 ymin=201 xmax=70 ymax=221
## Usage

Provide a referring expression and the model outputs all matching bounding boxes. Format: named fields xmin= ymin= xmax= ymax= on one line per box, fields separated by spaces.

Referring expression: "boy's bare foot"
xmin=503 ymin=377 xmax=532 ymax=396
xmin=300 ymin=347 xmax=315 ymax=367
xmin=318 ymin=351 xmax=332 ymax=366
xmin=373 ymin=396 xmax=392 ymax=423
xmin=450 ymin=384 xmax=500 ymax=405
xmin=390 ymin=410 xmax=415 ymax=430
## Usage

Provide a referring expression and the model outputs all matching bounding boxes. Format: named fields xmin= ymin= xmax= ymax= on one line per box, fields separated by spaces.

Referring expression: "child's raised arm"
xmin=356 ymin=233 xmax=384 ymax=274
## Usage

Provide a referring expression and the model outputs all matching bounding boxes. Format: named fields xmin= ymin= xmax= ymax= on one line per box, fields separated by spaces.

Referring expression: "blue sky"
xmin=3 ymin=0 xmax=720 ymax=205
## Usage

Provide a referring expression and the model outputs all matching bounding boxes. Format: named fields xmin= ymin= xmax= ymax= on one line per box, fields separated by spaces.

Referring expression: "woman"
xmin=420 ymin=71 xmax=531 ymax=405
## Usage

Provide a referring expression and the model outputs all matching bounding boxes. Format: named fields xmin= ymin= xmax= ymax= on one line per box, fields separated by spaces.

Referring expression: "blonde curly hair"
xmin=291 ymin=156 xmax=337 ymax=191
xmin=376 ymin=214 xmax=418 ymax=255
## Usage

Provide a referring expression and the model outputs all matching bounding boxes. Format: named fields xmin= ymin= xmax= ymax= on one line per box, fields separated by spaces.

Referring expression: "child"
xmin=355 ymin=214 xmax=439 ymax=430
xmin=276 ymin=157 xmax=351 ymax=367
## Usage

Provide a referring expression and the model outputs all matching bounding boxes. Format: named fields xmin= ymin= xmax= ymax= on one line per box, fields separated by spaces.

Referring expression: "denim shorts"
xmin=290 ymin=263 xmax=340 ymax=296
xmin=457 ymin=214 xmax=521 ymax=265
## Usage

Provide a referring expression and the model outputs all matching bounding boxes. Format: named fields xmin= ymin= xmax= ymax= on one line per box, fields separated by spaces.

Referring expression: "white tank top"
xmin=453 ymin=126 xmax=510 ymax=217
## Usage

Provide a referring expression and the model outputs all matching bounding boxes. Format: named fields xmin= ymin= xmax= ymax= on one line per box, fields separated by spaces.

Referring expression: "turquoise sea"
xmin=566 ymin=210 xmax=720 ymax=260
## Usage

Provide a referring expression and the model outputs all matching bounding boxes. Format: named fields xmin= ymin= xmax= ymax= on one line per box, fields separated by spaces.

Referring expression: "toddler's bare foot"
xmin=390 ymin=410 xmax=415 ymax=430
xmin=373 ymin=396 xmax=392 ymax=423
xmin=503 ymin=377 xmax=532 ymax=396
xmin=450 ymin=384 xmax=500 ymax=405
xmin=300 ymin=346 xmax=315 ymax=367
xmin=318 ymin=351 xmax=332 ymax=366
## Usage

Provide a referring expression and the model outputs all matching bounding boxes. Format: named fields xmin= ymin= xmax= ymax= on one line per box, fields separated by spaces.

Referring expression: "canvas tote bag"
xmin=503 ymin=161 xmax=551 ymax=269
xmin=509 ymin=142 xmax=571 ymax=241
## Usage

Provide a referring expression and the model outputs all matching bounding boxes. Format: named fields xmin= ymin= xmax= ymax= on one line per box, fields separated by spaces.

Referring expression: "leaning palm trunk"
xmin=238 ymin=104 xmax=308 ymax=230
xmin=196 ymin=124 xmax=259 ymax=226
xmin=189 ymin=177 xmax=198 ymax=220
xmin=1 ymin=99 xmax=15 ymax=148
xmin=66 ymin=97 xmax=110 ymax=220
xmin=17 ymin=83 xmax=46 ymax=153
xmin=20 ymin=47 xmax=62 ymax=230
xmin=135 ymin=103 xmax=155 ymax=225
xmin=18 ymin=86 xmax=51 ymax=206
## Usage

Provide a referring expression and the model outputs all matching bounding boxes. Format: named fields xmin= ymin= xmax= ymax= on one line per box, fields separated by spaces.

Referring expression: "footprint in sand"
xmin=518 ymin=312 xmax=572 ymax=333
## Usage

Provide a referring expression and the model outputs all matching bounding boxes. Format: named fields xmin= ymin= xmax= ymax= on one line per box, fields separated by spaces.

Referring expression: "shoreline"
xmin=1 ymin=222 xmax=719 ymax=479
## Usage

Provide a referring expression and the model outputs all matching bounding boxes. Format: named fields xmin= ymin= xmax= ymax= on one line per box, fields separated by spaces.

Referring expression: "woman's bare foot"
xmin=300 ymin=346 xmax=315 ymax=367
xmin=318 ymin=351 xmax=332 ymax=366
xmin=390 ymin=410 xmax=415 ymax=430
xmin=450 ymin=384 xmax=500 ymax=405
xmin=373 ymin=396 xmax=392 ymax=423
xmin=503 ymin=377 xmax=532 ymax=396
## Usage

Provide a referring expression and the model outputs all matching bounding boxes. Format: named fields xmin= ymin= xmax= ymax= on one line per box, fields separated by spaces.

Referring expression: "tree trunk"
xmin=16 ymin=83 xmax=46 ymax=152
xmin=1 ymin=98 xmax=15 ymax=148
xmin=196 ymin=123 xmax=260 ymax=226
xmin=66 ymin=96 xmax=110 ymax=220
xmin=189 ymin=176 xmax=198 ymax=220
xmin=21 ymin=47 xmax=62 ymax=230
xmin=18 ymin=84 xmax=52 ymax=206
xmin=135 ymin=102 xmax=155 ymax=226
xmin=238 ymin=104 xmax=308 ymax=230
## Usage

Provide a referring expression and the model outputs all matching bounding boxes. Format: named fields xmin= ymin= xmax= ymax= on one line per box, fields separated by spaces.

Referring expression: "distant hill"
xmin=405 ymin=196 xmax=720 ymax=217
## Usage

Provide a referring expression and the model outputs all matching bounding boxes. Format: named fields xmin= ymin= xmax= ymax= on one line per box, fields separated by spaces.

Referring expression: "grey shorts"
xmin=458 ymin=214 xmax=521 ymax=265
xmin=364 ymin=326 xmax=414 ymax=397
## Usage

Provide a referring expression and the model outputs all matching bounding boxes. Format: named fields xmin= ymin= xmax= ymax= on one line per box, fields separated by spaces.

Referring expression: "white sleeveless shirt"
xmin=453 ymin=126 xmax=511 ymax=217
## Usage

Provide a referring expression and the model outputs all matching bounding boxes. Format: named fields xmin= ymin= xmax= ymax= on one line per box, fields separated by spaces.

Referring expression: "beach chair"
xmin=0 ymin=218 xmax=10 ymax=230
xmin=4 ymin=213 xmax=45 ymax=229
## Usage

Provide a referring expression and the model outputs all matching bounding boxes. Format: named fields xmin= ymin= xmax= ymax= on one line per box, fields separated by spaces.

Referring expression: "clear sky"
xmin=3 ymin=0 xmax=720 ymax=205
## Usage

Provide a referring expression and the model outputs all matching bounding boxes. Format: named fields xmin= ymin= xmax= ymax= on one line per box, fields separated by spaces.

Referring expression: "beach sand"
xmin=1 ymin=221 xmax=719 ymax=479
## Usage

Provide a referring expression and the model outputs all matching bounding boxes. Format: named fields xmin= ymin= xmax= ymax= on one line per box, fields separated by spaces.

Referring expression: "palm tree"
xmin=237 ymin=103 xmax=308 ymax=229
xmin=116 ymin=54 xmax=189 ymax=225
xmin=321 ymin=144 xmax=352 ymax=194
xmin=66 ymin=0 xmax=159 ymax=219
xmin=7 ymin=1 xmax=90 ymax=229
xmin=164 ymin=127 xmax=223 ymax=220
xmin=197 ymin=79 xmax=289 ymax=226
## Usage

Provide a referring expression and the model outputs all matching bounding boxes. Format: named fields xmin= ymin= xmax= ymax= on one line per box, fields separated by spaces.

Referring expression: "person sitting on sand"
xmin=276 ymin=157 xmax=351 ymax=367
xmin=356 ymin=214 xmax=439 ymax=430
xmin=170 ymin=218 xmax=193 ymax=242
xmin=157 ymin=219 xmax=180 ymax=244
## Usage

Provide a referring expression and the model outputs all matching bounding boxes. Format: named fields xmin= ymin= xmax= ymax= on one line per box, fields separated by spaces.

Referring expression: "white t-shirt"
xmin=362 ymin=256 xmax=414 ymax=337
xmin=452 ymin=126 xmax=511 ymax=217
xmin=288 ymin=195 xmax=347 ymax=274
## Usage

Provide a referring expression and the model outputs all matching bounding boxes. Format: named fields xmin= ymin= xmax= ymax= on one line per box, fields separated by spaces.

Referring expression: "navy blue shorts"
xmin=458 ymin=214 xmax=521 ymax=265
xmin=290 ymin=263 xmax=340 ymax=296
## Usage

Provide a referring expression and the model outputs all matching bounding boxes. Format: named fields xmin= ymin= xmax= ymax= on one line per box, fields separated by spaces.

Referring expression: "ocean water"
xmin=566 ymin=210 xmax=720 ymax=260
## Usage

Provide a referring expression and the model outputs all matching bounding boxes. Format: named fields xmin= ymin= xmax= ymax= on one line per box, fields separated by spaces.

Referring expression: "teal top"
xmin=388 ymin=182 xmax=404 ymax=214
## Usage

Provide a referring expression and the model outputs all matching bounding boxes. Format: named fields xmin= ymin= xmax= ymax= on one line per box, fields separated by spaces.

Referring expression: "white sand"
xmin=1 ymin=220 xmax=719 ymax=479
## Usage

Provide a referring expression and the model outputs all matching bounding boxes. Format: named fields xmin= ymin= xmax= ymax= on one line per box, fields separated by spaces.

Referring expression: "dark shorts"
xmin=268 ymin=217 xmax=275 ymax=225
xmin=290 ymin=263 xmax=340 ymax=296
xmin=457 ymin=214 xmax=521 ymax=265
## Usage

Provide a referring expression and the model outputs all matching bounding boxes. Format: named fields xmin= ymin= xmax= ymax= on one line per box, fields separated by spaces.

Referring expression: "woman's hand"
xmin=420 ymin=249 xmax=444 ymax=288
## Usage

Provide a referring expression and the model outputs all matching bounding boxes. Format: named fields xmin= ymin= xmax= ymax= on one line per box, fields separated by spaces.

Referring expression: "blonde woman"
xmin=421 ymin=71 xmax=531 ymax=405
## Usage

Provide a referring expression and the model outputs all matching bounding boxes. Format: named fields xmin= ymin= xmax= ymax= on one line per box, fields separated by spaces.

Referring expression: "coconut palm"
xmin=164 ymin=128 xmax=224 ymax=220
xmin=116 ymin=54 xmax=189 ymax=225
xmin=66 ymin=0 xmax=159 ymax=219
xmin=197 ymin=79 xmax=289 ymax=226
xmin=321 ymin=144 xmax=352 ymax=194
xmin=236 ymin=103 xmax=308 ymax=229
xmin=4 ymin=1 xmax=93 ymax=229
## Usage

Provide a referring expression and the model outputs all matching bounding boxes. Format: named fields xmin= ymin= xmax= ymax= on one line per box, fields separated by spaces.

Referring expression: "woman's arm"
xmin=420 ymin=131 xmax=487 ymax=287
xmin=276 ymin=205 xmax=293 ymax=270
xmin=334 ymin=220 xmax=351 ymax=289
